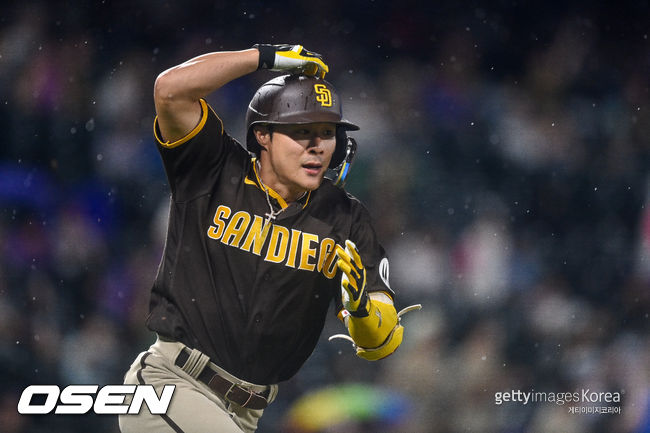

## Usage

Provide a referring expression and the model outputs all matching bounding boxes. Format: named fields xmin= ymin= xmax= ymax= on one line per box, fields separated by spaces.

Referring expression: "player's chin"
xmin=298 ymin=172 xmax=325 ymax=191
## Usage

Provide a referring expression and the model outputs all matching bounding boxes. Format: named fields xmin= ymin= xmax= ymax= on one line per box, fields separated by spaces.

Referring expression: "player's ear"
xmin=253 ymin=125 xmax=272 ymax=150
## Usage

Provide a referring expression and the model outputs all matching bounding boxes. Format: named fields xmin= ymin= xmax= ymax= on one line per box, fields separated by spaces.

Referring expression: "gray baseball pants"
xmin=118 ymin=337 xmax=278 ymax=433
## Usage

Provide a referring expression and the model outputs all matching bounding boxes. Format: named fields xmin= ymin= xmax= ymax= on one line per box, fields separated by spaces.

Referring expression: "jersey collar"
xmin=244 ymin=158 xmax=312 ymax=210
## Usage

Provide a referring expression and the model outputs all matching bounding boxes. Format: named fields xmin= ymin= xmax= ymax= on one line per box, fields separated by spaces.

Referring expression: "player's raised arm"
xmin=153 ymin=45 xmax=329 ymax=144
xmin=153 ymin=49 xmax=258 ymax=144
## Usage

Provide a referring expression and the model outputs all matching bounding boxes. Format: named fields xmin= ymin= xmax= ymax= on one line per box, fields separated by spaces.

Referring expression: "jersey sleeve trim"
xmin=154 ymin=99 xmax=220 ymax=148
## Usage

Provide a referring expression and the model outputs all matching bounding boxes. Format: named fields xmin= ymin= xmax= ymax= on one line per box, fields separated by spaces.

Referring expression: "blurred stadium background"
xmin=1 ymin=1 xmax=648 ymax=432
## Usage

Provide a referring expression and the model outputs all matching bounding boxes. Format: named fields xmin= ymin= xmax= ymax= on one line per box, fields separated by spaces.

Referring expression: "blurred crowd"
xmin=0 ymin=1 xmax=648 ymax=432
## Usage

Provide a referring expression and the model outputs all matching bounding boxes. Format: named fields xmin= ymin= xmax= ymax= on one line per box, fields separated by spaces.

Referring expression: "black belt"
xmin=175 ymin=349 xmax=269 ymax=410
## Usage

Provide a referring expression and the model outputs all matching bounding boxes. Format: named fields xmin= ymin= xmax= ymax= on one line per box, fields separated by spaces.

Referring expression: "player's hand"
xmin=253 ymin=44 xmax=329 ymax=78
xmin=336 ymin=240 xmax=369 ymax=317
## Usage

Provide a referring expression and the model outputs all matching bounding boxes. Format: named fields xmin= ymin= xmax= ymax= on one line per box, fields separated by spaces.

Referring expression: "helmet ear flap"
xmin=325 ymin=134 xmax=357 ymax=187
xmin=330 ymin=127 xmax=348 ymax=169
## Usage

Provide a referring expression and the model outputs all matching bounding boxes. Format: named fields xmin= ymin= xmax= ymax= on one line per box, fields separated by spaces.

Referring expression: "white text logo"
xmin=17 ymin=384 xmax=175 ymax=415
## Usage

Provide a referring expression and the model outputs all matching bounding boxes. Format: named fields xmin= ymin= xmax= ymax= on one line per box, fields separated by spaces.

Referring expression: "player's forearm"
xmin=154 ymin=49 xmax=258 ymax=104
xmin=154 ymin=48 xmax=259 ymax=143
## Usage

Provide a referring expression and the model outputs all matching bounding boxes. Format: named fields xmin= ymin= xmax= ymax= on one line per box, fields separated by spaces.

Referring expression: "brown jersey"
xmin=147 ymin=99 xmax=394 ymax=384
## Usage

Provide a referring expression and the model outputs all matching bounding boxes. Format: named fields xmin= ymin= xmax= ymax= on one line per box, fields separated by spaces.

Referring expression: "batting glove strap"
xmin=329 ymin=321 xmax=403 ymax=361
xmin=252 ymin=44 xmax=278 ymax=70
xmin=356 ymin=323 xmax=404 ymax=361
xmin=329 ymin=303 xmax=422 ymax=361
xmin=347 ymin=300 xmax=397 ymax=348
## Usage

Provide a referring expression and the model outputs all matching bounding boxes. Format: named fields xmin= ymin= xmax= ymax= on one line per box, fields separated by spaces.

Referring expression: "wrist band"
xmin=252 ymin=44 xmax=275 ymax=70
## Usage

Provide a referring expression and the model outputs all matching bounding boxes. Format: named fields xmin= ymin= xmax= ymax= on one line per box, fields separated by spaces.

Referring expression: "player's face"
xmin=258 ymin=123 xmax=336 ymax=201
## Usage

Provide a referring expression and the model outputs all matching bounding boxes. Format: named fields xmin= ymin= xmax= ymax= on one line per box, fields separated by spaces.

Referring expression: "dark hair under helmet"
xmin=245 ymin=74 xmax=359 ymax=168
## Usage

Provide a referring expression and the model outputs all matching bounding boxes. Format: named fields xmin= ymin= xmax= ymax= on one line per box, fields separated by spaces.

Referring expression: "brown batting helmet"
xmin=245 ymin=74 xmax=359 ymax=168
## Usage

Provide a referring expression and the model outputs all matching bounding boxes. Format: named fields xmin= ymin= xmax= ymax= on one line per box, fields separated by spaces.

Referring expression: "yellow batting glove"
xmin=336 ymin=240 xmax=369 ymax=317
xmin=253 ymin=44 xmax=329 ymax=78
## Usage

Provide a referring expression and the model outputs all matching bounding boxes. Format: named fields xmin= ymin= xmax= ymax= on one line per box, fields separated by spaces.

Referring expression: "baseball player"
xmin=119 ymin=44 xmax=420 ymax=433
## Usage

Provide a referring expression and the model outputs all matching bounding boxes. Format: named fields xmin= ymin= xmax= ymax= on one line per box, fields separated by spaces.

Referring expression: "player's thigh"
xmin=119 ymin=352 xmax=243 ymax=433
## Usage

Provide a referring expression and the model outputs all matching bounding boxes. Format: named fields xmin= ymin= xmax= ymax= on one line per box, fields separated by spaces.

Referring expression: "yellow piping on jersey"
xmin=245 ymin=158 xmax=313 ymax=210
xmin=252 ymin=158 xmax=288 ymax=209
xmin=154 ymin=99 xmax=223 ymax=148
xmin=301 ymin=190 xmax=312 ymax=209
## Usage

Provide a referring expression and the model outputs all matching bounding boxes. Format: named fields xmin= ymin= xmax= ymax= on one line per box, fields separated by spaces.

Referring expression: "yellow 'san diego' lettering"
xmin=206 ymin=205 xmax=339 ymax=279
xmin=286 ymin=229 xmax=302 ymax=268
xmin=299 ymin=233 xmax=319 ymax=272
xmin=240 ymin=215 xmax=271 ymax=255
xmin=265 ymin=224 xmax=290 ymax=263
xmin=221 ymin=211 xmax=251 ymax=247
xmin=207 ymin=205 xmax=231 ymax=240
